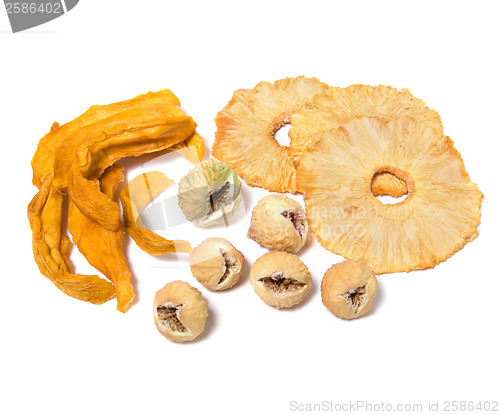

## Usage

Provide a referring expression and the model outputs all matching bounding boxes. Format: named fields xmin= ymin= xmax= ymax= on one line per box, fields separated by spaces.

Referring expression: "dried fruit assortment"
xmin=27 ymin=77 xmax=484 ymax=343
xmin=216 ymin=77 xmax=483 ymax=274
xmin=28 ymin=89 xmax=203 ymax=312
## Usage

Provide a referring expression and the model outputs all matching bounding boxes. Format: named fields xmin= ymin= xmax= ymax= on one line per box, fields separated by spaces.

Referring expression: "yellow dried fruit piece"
xmin=120 ymin=171 xmax=193 ymax=255
xmin=153 ymin=280 xmax=208 ymax=343
xmin=290 ymin=84 xmax=443 ymax=197
xmin=189 ymin=238 xmax=245 ymax=291
xmin=298 ymin=116 xmax=483 ymax=274
xmin=321 ymin=260 xmax=378 ymax=320
xmin=249 ymin=251 xmax=311 ymax=309
xmin=31 ymin=89 xmax=181 ymax=190
xmin=68 ymin=164 xmax=134 ymax=312
xmin=28 ymin=179 xmax=116 ymax=305
xmin=214 ymin=76 xmax=329 ymax=193
xmin=247 ymin=194 xmax=309 ymax=253
xmin=28 ymin=92 xmax=179 ymax=307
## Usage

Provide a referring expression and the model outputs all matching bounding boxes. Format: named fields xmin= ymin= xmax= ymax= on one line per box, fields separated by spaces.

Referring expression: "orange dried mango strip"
xmin=28 ymin=179 xmax=116 ymax=304
xmin=32 ymin=89 xmax=181 ymax=189
xmin=68 ymin=165 xmax=135 ymax=312
xmin=120 ymin=172 xmax=193 ymax=255
xmin=28 ymin=91 xmax=181 ymax=306
xmin=67 ymin=105 xmax=196 ymax=232
xmin=29 ymin=90 xmax=198 ymax=309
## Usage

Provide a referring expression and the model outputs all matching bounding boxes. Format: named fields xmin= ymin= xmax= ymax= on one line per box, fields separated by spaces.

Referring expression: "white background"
xmin=1 ymin=1 xmax=499 ymax=414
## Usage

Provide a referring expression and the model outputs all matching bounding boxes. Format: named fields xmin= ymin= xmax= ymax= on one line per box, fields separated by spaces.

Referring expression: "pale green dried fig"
xmin=178 ymin=158 xmax=242 ymax=227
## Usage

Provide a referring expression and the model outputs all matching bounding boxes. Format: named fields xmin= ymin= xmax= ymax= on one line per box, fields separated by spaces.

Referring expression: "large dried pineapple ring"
xmin=297 ymin=116 xmax=483 ymax=275
xmin=213 ymin=76 xmax=329 ymax=193
xmin=290 ymin=84 xmax=443 ymax=197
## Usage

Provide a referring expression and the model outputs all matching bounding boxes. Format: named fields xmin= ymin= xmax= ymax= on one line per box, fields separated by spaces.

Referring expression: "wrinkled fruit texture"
xmin=178 ymin=158 xmax=242 ymax=227
xmin=153 ymin=280 xmax=208 ymax=343
xmin=298 ymin=116 xmax=483 ymax=274
xmin=321 ymin=260 xmax=378 ymax=320
xmin=120 ymin=171 xmax=193 ymax=255
xmin=189 ymin=237 xmax=245 ymax=291
xmin=28 ymin=89 xmax=203 ymax=311
xmin=214 ymin=76 xmax=329 ymax=193
xmin=249 ymin=251 xmax=311 ymax=309
xmin=247 ymin=194 xmax=309 ymax=253
xmin=67 ymin=164 xmax=134 ymax=312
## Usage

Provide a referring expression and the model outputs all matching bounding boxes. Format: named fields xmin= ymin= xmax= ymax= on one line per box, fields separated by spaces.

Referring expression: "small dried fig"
xmin=153 ymin=280 xmax=208 ymax=342
xmin=189 ymin=237 xmax=245 ymax=291
xmin=178 ymin=158 xmax=242 ymax=227
xmin=321 ymin=260 xmax=378 ymax=320
xmin=250 ymin=251 xmax=311 ymax=308
xmin=247 ymin=194 xmax=309 ymax=253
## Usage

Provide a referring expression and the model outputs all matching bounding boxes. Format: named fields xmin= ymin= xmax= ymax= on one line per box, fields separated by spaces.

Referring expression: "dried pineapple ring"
xmin=213 ymin=76 xmax=329 ymax=193
xmin=290 ymin=84 xmax=443 ymax=197
xmin=298 ymin=116 xmax=483 ymax=274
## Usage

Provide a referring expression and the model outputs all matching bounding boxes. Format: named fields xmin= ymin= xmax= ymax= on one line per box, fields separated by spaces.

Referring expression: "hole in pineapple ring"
xmin=370 ymin=166 xmax=414 ymax=205
xmin=274 ymin=123 xmax=291 ymax=147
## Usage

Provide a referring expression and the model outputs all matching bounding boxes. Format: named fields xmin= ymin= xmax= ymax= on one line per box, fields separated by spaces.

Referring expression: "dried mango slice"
xmin=29 ymin=90 xmax=198 ymax=310
xmin=29 ymin=91 xmax=186 ymax=306
xmin=120 ymin=172 xmax=193 ymax=255
xmin=297 ymin=116 xmax=483 ymax=274
xmin=32 ymin=89 xmax=181 ymax=189
xmin=68 ymin=165 xmax=134 ymax=312
xmin=67 ymin=105 xmax=196 ymax=231
xmin=28 ymin=178 xmax=116 ymax=304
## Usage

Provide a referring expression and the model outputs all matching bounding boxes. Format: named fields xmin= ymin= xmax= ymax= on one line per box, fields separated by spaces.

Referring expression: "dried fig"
xmin=177 ymin=158 xmax=242 ymax=227
xmin=189 ymin=237 xmax=245 ymax=291
xmin=247 ymin=194 xmax=309 ymax=253
xmin=153 ymin=280 xmax=208 ymax=342
xmin=249 ymin=251 xmax=311 ymax=308
xmin=321 ymin=260 xmax=378 ymax=320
